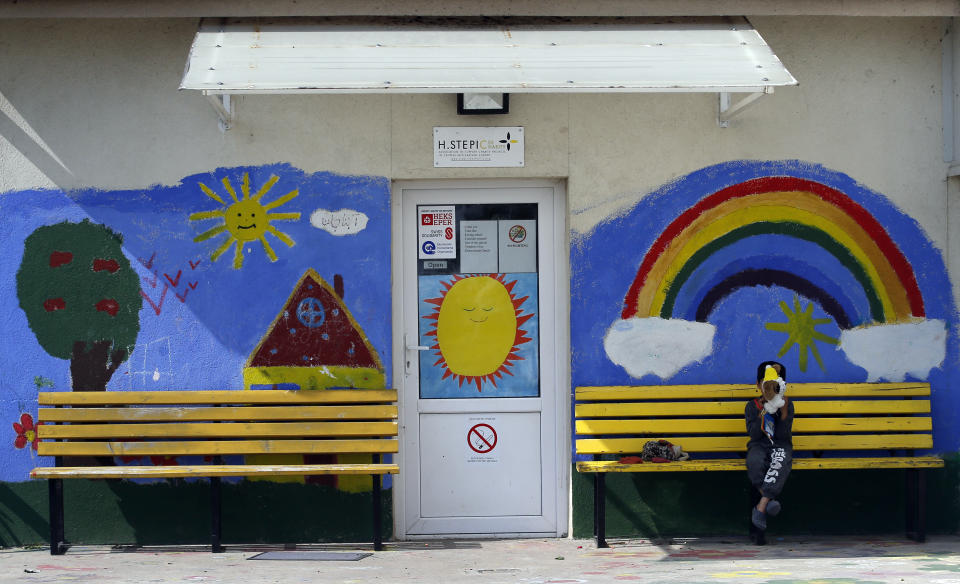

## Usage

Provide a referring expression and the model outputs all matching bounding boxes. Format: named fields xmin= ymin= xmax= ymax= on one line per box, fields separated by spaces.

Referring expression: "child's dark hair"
xmin=756 ymin=361 xmax=787 ymax=383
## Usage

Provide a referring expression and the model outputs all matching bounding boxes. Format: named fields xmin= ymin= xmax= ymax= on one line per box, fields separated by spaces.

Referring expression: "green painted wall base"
xmin=4 ymin=457 xmax=958 ymax=547
xmin=572 ymin=453 xmax=960 ymax=539
xmin=0 ymin=479 xmax=392 ymax=548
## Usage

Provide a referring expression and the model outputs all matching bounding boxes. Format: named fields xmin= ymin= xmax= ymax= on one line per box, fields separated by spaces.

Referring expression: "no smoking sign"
xmin=467 ymin=423 xmax=497 ymax=454
xmin=508 ymin=224 xmax=527 ymax=243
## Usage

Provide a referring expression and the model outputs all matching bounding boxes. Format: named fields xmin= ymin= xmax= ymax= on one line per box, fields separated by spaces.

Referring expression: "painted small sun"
xmin=189 ymin=173 xmax=301 ymax=269
xmin=423 ymin=274 xmax=533 ymax=391
xmin=765 ymin=295 xmax=839 ymax=372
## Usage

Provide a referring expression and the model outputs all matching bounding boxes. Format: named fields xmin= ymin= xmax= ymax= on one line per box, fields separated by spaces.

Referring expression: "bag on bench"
xmin=641 ymin=439 xmax=690 ymax=462
xmin=620 ymin=439 xmax=691 ymax=464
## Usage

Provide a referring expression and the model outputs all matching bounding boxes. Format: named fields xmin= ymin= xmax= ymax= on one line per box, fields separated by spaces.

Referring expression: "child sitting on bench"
xmin=745 ymin=360 xmax=794 ymax=536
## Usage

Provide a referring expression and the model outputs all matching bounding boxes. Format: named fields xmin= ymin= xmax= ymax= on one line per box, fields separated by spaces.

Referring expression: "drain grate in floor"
xmin=248 ymin=551 xmax=372 ymax=561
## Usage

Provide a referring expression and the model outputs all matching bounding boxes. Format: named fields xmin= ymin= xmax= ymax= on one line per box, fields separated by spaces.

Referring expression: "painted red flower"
xmin=119 ymin=455 xmax=179 ymax=466
xmin=13 ymin=413 xmax=42 ymax=451
xmin=116 ymin=439 xmax=178 ymax=466
xmin=149 ymin=456 xmax=179 ymax=466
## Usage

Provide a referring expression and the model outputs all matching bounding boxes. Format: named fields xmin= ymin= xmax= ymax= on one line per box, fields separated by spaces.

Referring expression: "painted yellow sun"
xmin=189 ymin=173 xmax=301 ymax=269
xmin=765 ymin=295 xmax=839 ymax=372
xmin=423 ymin=274 xmax=533 ymax=392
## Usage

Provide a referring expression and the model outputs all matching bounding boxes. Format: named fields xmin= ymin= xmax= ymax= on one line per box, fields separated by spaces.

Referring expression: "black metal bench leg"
xmin=48 ymin=478 xmax=66 ymax=555
xmin=906 ymin=469 xmax=926 ymax=542
xmin=372 ymin=473 xmax=383 ymax=551
xmin=211 ymin=476 xmax=223 ymax=553
xmin=917 ymin=469 xmax=927 ymax=542
xmin=595 ymin=473 xmax=608 ymax=548
xmin=905 ymin=468 xmax=915 ymax=539
xmin=592 ymin=471 xmax=598 ymax=539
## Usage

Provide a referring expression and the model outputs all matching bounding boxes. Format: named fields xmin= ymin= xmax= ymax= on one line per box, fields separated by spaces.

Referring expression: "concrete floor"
xmin=3 ymin=536 xmax=960 ymax=583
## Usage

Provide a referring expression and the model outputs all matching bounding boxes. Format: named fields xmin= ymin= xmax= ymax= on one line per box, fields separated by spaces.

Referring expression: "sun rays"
xmin=189 ymin=173 xmax=301 ymax=269
xmin=765 ymin=295 xmax=840 ymax=372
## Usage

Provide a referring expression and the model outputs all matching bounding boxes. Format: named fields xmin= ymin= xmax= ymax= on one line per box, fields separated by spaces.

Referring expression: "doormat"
xmin=248 ymin=551 xmax=372 ymax=561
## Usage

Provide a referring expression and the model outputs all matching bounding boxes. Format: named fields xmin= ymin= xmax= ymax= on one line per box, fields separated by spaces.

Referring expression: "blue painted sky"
xmin=570 ymin=160 xmax=958 ymax=453
xmin=0 ymin=164 xmax=391 ymax=481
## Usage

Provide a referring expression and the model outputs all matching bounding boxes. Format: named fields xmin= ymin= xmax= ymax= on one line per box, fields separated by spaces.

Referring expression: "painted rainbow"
xmin=621 ymin=177 xmax=925 ymax=329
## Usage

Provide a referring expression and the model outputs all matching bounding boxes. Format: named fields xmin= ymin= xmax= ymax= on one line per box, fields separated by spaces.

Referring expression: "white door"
xmin=393 ymin=180 xmax=567 ymax=538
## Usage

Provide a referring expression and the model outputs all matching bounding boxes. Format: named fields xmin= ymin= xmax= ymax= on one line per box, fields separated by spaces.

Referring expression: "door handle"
xmin=405 ymin=333 xmax=429 ymax=351
xmin=405 ymin=334 xmax=430 ymax=374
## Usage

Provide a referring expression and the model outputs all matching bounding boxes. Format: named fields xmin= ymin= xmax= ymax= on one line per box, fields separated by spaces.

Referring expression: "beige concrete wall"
xmin=3 ymin=1 xmax=959 ymax=18
xmin=568 ymin=16 xmax=948 ymax=235
xmin=0 ymin=19 xmax=393 ymax=192
xmin=0 ymin=16 xmax=953 ymax=298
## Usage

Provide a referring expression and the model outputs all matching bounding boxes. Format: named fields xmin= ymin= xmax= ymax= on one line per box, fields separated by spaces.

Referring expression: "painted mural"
xmin=418 ymin=272 xmax=540 ymax=398
xmin=571 ymin=160 xmax=958 ymax=452
xmin=243 ymin=269 xmax=386 ymax=491
xmin=244 ymin=268 xmax=385 ymax=391
xmin=0 ymin=164 xmax=390 ymax=484
xmin=189 ymin=173 xmax=301 ymax=269
xmin=16 ymin=220 xmax=142 ymax=391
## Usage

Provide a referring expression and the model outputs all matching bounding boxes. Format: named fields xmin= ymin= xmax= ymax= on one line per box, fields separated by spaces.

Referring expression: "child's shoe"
xmin=765 ymin=500 xmax=781 ymax=516
xmin=751 ymin=507 xmax=767 ymax=530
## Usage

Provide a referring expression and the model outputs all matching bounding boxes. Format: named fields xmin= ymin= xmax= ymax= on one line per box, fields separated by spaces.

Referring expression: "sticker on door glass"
xmin=460 ymin=220 xmax=498 ymax=273
xmin=498 ymin=220 xmax=536 ymax=273
xmin=418 ymin=273 xmax=539 ymax=398
xmin=418 ymin=206 xmax=456 ymax=259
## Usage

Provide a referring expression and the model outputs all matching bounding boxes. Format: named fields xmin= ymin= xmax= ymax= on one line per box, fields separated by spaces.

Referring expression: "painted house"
xmin=1 ymin=0 xmax=958 ymax=546
xmin=243 ymin=269 xmax=386 ymax=491
xmin=243 ymin=269 xmax=385 ymax=391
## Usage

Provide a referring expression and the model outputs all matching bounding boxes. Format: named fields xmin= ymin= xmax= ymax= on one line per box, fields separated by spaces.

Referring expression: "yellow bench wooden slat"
xmin=575 ymin=399 xmax=931 ymax=418
xmin=38 ymin=405 xmax=399 ymax=423
xmin=576 ymin=417 xmax=933 ymax=435
xmin=576 ymin=433 xmax=933 ymax=454
xmin=38 ymin=421 xmax=398 ymax=439
xmin=38 ymin=438 xmax=399 ymax=457
xmin=37 ymin=389 xmax=398 ymax=406
xmin=31 ymin=463 xmax=400 ymax=480
xmin=576 ymin=402 xmax=742 ymax=417
xmin=575 ymin=382 xmax=930 ymax=400
xmin=576 ymin=419 xmax=746 ymax=434
xmin=576 ymin=456 xmax=945 ymax=473
xmin=796 ymin=401 xmax=931 ymax=414
xmin=577 ymin=459 xmax=749 ymax=472
xmin=795 ymin=417 xmax=933 ymax=432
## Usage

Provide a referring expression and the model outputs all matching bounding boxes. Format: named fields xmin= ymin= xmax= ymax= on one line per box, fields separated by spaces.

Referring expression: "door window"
xmin=416 ymin=203 xmax=540 ymax=399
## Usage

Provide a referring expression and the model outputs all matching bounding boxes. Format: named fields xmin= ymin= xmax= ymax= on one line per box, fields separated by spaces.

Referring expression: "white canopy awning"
xmin=180 ymin=17 xmax=797 ymax=95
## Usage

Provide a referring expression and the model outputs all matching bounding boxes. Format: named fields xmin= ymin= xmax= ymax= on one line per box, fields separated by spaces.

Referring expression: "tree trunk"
xmin=70 ymin=340 xmax=126 ymax=391
xmin=69 ymin=341 xmax=127 ymax=467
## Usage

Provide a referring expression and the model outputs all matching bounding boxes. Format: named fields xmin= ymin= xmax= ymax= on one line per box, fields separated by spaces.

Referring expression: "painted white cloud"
xmin=310 ymin=208 xmax=369 ymax=236
xmin=839 ymin=319 xmax=946 ymax=382
xmin=604 ymin=317 xmax=716 ymax=380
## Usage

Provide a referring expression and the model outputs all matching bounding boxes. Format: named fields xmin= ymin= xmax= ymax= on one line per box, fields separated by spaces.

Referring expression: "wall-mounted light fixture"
xmin=457 ymin=93 xmax=510 ymax=115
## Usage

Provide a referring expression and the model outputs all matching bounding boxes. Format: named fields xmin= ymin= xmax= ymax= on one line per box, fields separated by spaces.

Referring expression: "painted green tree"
xmin=17 ymin=219 xmax=142 ymax=391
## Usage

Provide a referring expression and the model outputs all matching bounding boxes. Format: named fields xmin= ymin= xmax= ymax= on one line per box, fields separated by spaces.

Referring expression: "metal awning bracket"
xmin=205 ymin=93 xmax=235 ymax=131
xmin=718 ymin=89 xmax=772 ymax=127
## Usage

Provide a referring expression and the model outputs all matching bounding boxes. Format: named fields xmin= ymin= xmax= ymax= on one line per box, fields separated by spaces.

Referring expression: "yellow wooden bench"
xmin=32 ymin=389 xmax=398 ymax=555
xmin=575 ymin=382 xmax=944 ymax=547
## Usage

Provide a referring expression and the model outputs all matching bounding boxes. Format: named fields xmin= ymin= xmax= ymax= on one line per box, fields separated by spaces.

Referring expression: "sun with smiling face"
xmin=189 ymin=173 xmax=301 ymax=269
xmin=423 ymin=274 xmax=533 ymax=391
